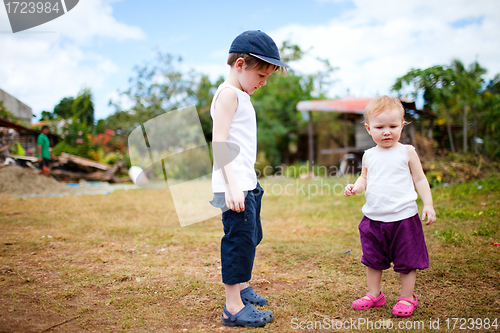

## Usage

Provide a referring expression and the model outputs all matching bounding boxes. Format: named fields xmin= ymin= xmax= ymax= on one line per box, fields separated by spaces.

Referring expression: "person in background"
xmin=38 ymin=125 xmax=51 ymax=177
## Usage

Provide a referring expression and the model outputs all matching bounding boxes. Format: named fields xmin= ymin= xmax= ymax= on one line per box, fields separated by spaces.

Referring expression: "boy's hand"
xmin=344 ymin=184 xmax=358 ymax=197
xmin=421 ymin=205 xmax=436 ymax=225
xmin=226 ymin=187 xmax=245 ymax=213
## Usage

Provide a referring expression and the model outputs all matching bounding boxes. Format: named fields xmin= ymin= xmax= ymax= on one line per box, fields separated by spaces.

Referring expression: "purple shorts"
xmin=359 ymin=214 xmax=429 ymax=274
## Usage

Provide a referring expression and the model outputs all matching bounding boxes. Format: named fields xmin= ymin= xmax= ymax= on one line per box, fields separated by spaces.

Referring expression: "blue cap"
xmin=229 ymin=30 xmax=289 ymax=68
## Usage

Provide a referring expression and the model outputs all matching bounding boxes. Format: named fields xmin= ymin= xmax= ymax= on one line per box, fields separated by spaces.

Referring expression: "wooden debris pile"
xmin=48 ymin=153 xmax=129 ymax=183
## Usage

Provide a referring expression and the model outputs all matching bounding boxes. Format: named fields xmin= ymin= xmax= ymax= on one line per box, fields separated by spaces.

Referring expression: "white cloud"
xmin=272 ymin=0 xmax=500 ymax=98
xmin=0 ymin=0 xmax=145 ymax=120
xmin=49 ymin=0 xmax=146 ymax=44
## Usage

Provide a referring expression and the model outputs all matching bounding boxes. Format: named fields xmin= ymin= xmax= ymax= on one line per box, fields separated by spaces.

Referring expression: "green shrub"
xmin=52 ymin=139 xmax=92 ymax=159
xmin=52 ymin=141 xmax=77 ymax=156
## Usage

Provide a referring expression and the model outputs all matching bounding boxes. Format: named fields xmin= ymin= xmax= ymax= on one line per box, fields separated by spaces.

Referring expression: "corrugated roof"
xmin=0 ymin=118 xmax=34 ymax=133
xmin=296 ymin=97 xmax=416 ymax=114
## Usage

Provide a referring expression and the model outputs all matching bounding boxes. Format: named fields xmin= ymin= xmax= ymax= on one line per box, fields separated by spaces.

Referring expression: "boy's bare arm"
xmin=408 ymin=146 xmax=436 ymax=225
xmin=212 ymin=88 xmax=245 ymax=213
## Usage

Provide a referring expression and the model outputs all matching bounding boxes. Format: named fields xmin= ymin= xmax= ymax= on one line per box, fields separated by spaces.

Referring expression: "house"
xmin=0 ymin=88 xmax=61 ymax=160
xmin=0 ymin=118 xmax=59 ymax=159
xmin=0 ymin=88 xmax=33 ymax=122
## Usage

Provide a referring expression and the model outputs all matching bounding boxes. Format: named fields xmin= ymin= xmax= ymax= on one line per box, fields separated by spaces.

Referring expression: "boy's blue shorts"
xmin=217 ymin=183 xmax=264 ymax=285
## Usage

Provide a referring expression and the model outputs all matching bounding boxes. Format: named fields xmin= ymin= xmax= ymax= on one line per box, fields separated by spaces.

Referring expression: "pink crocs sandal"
xmin=392 ymin=294 xmax=418 ymax=317
xmin=352 ymin=291 xmax=386 ymax=310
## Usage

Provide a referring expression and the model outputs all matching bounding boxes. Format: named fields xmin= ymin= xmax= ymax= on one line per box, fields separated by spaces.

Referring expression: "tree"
xmin=197 ymin=74 xmax=224 ymax=142
xmin=393 ymin=60 xmax=486 ymax=153
xmin=108 ymin=52 xmax=197 ymax=134
xmin=448 ymin=60 xmax=485 ymax=153
xmin=477 ymin=74 xmax=500 ymax=158
xmin=105 ymin=45 xmax=336 ymax=168
xmin=251 ymin=42 xmax=336 ymax=166
xmin=394 ymin=65 xmax=455 ymax=151
xmin=52 ymin=117 xmax=92 ymax=158
xmin=40 ymin=110 xmax=57 ymax=121
xmin=54 ymin=97 xmax=75 ymax=119
xmin=393 ymin=60 xmax=500 ymax=159
xmin=44 ymin=89 xmax=96 ymax=159
xmin=52 ymin=89 xmax=95 ymax=126
xmin=73 ymin=88 xmax=95 ymax=127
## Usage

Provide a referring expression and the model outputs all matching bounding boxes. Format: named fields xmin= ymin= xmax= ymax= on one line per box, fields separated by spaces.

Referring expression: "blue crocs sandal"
xmin=221 ymin=304 xmax=273 ymax=327
xmin=240 ymin=286 xmax=268 ymax=306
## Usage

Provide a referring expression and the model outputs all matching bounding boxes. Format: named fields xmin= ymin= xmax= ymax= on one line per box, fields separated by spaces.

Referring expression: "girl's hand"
xmin=344 ymin=184 xmax=357 ymax=197
xmin=422 ymin=205 xmax=436 ymax=225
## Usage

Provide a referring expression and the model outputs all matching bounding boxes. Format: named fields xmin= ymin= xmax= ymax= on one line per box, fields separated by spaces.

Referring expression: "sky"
xmin=1 ymin=0 xmax=499 ymax=122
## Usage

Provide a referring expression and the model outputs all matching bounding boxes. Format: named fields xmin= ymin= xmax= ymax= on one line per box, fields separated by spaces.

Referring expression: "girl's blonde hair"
xmin=364 ymin=96 xmax=405 ymax=124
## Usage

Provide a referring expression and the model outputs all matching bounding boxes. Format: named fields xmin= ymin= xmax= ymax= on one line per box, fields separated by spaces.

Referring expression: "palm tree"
xmin=393 ymin=60 xmax=486 ymax=153
xmin=449 ymin=60 xmax=485 ymax=152
xmin=393 ymin=65 xmax=458 ymax=152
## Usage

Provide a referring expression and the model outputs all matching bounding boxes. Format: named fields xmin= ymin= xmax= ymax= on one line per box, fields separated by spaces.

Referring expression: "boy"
xmin=210 ymin=30 xmax=288 ymax=327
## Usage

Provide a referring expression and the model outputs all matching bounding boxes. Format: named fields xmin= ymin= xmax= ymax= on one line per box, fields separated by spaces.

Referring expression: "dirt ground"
xmin=0 ymin=166 xmax=137 ymax=198
xmin=0 ymin=176 xmax=499 ymax=332
xmin=0 ymin=166 xmax=68 ymax=196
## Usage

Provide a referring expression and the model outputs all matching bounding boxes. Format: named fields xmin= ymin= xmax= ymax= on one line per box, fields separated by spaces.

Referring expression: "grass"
xmin=0 ymin=175 xmax=499 ymax=332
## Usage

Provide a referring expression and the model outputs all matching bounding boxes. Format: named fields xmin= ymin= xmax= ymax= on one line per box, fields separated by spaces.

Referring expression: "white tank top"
xmin=211 ymin=82 xmax=257 ymax=192
xmin=362 ymin=144 xmax=418 ymax=222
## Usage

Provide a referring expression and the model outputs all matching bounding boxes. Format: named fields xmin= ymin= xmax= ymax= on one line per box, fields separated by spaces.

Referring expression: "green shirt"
xmin=37 ymin=133 xmax=50 ymax=159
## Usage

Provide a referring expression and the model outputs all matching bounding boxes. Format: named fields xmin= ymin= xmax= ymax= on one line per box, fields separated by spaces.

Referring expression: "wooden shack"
xmin=296 ymin=97 xmax=424 ymax=175
xmin=0 ymin=118 xmax=59 ymax=158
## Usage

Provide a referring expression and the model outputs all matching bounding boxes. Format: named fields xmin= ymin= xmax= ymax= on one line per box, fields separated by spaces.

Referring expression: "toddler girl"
xmin=344 ymin=96 xmax=436 ymax=317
